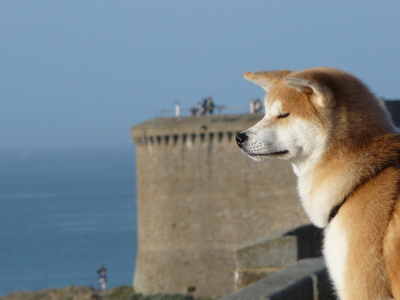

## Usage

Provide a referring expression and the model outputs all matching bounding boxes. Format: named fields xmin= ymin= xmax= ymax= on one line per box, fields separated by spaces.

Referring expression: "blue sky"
xmin=1 ymin=1 xmax=400 ymax=151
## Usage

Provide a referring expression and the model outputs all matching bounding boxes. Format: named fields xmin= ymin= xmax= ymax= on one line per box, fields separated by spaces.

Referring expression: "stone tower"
xmin=131 ymin=114 xmax=309 ymax=298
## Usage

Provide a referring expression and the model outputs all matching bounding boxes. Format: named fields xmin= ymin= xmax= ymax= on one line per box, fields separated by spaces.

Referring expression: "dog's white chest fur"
xmin=324 ymin=217 xmax=348 ymax=299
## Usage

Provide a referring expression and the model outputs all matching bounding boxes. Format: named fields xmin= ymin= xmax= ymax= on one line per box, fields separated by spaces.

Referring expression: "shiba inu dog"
xmin=236 ymin=67 xmax=400 ymax=299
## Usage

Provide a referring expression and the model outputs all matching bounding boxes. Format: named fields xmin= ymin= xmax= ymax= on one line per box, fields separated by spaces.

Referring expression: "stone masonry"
xmin=131 ymin=114 xmax=309 ymax=299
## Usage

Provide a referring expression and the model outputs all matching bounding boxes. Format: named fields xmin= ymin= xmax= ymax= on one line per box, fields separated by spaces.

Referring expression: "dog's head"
xmin=236 ymin=69 xmax=335 ymax=164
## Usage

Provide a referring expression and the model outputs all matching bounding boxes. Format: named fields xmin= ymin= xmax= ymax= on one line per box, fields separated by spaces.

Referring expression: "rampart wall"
xmin=131 ymin=114 xmax=309 ymax=298
xmin=220 ymin=224 xmax=334 ymax=300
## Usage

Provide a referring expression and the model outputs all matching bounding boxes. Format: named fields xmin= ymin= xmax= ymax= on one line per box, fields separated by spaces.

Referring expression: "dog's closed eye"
xmin=278 ymin=113 xmax=290 ymax=119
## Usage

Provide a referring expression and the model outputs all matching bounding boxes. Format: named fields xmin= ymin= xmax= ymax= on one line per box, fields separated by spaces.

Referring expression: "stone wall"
xmin=131 ymin=114 xmax=309 ymax=299
xmin=220 ymin=258 xmax=335 ymax=300
xmin=233 ymin=224 xmax=324 ymax=290
xmin=218 ymin=224 xmax=334 ymax=300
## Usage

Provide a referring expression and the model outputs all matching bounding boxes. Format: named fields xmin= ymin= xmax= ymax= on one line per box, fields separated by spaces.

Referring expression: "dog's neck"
xmin=292 ymin=133 xmax=400 ymax=228
xmin=292 ymin=154 xmax=340 ymax=228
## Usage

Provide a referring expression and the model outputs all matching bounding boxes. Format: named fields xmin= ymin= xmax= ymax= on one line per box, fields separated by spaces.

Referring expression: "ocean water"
xmin=0 ymin=145 xmax=137 ymax=296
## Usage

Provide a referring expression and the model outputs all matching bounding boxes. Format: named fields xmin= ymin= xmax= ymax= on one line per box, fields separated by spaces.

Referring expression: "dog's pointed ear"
xmin=244 ymin=70 xmax=291 ymax=92
xmin=283 ymin=77 xmax=335 ymax=108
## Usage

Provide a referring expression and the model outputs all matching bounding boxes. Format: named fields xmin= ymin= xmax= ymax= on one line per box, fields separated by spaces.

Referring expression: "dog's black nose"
xmin=236 ymin=132 xmax=248 ymax=147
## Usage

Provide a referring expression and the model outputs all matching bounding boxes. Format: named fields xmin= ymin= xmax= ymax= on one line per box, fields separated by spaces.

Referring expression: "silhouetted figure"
xmin=205 ymin=97 xmax=215 ymax=114
xmin=97 ymin=265 xmax=107 ymax=290
xmin=175 ymin=100 xmax=181 ymax=117
xmin=250 ymin=98 xmax=262 ymax=113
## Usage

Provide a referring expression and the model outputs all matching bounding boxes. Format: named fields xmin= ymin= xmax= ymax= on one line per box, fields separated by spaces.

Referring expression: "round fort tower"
xmin=131 ymin=114 xmax=308 ymax=298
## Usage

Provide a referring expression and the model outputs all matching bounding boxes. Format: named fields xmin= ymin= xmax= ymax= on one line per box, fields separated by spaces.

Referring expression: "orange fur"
xmin=384 ymin=199 xmax=400 ymax=299
xmin=240 ymin=67 xmax=400 ymax=299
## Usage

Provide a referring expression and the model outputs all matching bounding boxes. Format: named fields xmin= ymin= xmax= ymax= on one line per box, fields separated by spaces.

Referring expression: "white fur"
xmin=268 ymin=101 xmax=282 ymax=118
xmin=241 ymin=106 xmax=327 ymax=163
xmin=324 ymin=218 xmax=348 ymax=299
xmin=241 ymin=104 xmax=342 ymax=227
xmin=296 ymin=171 xmax=359 ymax=228
xmin=241 ymin=109 xmax=351 ymax=298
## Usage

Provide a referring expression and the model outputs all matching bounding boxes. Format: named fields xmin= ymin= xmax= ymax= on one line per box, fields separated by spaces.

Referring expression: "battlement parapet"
xmin=132 ymin=131 xmax=237 ymax=148
xmin=131 ymin=114 xmax=262 ymax=148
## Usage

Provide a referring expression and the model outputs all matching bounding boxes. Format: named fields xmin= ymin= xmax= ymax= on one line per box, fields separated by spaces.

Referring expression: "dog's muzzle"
xmin=236 ymin=132 xmax=248 ymax=148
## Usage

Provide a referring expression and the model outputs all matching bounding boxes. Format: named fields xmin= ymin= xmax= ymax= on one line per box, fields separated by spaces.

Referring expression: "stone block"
xmin=220 ymin=258 xmax=336 ymax=300
xmin=235 ymin=235 xmax=298 ymax=270
xmin=234 ymin=267 xmax=283 ymax=290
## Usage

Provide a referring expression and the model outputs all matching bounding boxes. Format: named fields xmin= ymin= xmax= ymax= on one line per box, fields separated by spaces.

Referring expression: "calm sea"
xmin=0 ymin=145 xmax=137 ymax=296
